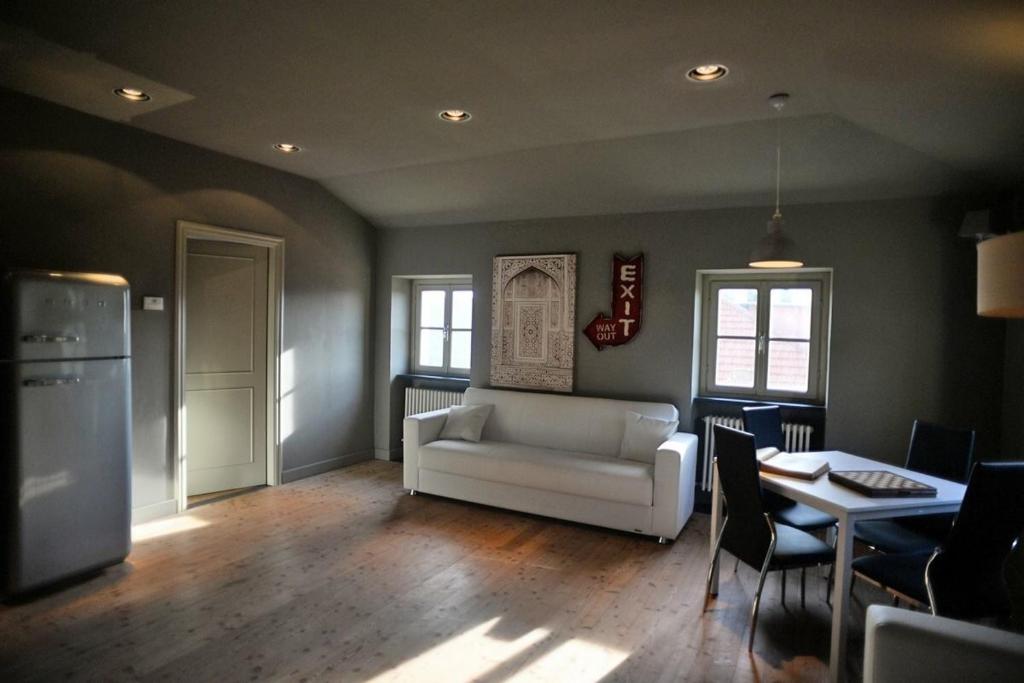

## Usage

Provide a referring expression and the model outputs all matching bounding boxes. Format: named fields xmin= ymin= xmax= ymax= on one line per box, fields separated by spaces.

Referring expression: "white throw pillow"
xmin=619 ymin=411 xmax=679 ymax=464
xmin=439 ymin=404 xmax=493 ymax=442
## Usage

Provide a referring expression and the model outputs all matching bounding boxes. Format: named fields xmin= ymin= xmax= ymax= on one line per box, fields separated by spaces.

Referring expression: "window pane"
xmin=451 ymin=290 xmax=473 ymax=329
xmin=450 ymin=331 xmax=471 ymax=369
xmin=769 ymin=288 xmax=813 ymax=340
xmin=418 ymin=329 xmax=444 ymax=367
xmin=717 ymin=289 xmax=757 ymax=337
xmin=419 ymin=290 xmax=446 ymax=328
xmin=767 ymin=341 xmax=810 ymax=393
xmin=715 ymin=338 xmax=756 ymax=388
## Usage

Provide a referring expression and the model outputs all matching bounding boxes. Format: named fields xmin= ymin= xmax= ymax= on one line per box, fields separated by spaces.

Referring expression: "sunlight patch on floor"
xmin=368 ymin=617 xmax=549 ymax=682
xmin=366 ymin=616 xmax=631 ymax=682
xmin=132 ymin=513 xmax=210 ymax=542
xmin=507 ymin=636 xmax=630 ymax=682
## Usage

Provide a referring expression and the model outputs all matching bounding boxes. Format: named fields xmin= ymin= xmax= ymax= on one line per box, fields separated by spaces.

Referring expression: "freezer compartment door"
xmin=0 ymin=270 xmax=130 ymax=361
xmin=2 ymin=358 xmax=131 ymax=593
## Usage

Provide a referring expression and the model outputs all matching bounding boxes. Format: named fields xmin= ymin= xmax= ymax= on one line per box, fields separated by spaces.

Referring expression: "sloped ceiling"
xmin=2 ymin=1 xmax=1022 ymax=227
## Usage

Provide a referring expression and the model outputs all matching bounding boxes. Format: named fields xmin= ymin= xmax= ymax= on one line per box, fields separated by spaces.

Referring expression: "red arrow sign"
xmin=584 ymin=254 xmax=644 ymax=350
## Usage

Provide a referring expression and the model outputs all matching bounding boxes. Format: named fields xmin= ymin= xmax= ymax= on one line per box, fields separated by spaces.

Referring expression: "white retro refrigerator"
xmin=1 ymin=270 xmax=132 ymax=595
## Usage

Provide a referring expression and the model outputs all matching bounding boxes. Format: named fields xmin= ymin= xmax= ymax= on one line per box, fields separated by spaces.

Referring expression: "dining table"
xmin=708 ymin=450 xmax=967 ymax=683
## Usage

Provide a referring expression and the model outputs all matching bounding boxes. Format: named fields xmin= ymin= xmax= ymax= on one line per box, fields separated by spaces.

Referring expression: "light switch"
xmin=143 ymin=296 xmax=164 ymax=311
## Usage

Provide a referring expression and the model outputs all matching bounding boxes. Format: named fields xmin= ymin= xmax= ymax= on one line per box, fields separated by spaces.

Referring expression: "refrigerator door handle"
xmin=22 ymin=334 xmax=82 ymax=344
xmin=22 ymin=377 xmax=83 ymax=387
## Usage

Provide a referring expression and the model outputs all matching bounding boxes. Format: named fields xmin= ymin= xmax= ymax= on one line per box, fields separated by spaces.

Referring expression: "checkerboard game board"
xmin=827 ymin=470 xmax=937 ymax=497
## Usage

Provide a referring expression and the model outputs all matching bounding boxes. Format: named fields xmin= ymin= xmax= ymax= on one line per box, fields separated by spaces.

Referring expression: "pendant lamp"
xmin=749 ymin=93 xmax=804 ymax=268
xmin=977 ymin=230 xmax=1024 ymax=317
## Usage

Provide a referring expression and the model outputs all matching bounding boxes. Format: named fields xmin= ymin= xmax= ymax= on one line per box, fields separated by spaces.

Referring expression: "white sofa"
xmin=864 ymin=605 xmax=1024 ymax=682
xmin=403 ymin=387 xmax=698 ymax=542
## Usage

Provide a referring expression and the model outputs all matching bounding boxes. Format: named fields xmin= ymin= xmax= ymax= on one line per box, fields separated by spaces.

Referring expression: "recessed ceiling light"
xmin=686 ymin=64 xmax=729 ymax=82
xmin=439 ymin=109 xmax=471 ymax=122
xmin=273 ymin=143 xmax=301 ymax=153
xmin=113 ymin=87 xmax=150 ymax=102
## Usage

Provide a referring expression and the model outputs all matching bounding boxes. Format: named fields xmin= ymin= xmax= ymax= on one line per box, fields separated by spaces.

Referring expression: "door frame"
xmin=174 ymin=220 xmax=285 ymax=512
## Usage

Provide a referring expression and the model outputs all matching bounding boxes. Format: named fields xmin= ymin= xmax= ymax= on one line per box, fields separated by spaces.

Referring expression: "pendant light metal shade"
xmin=977 ymin=231 xmax=1024 ymax=317
xmin=749 ymin=212 xmax=804 ymax=268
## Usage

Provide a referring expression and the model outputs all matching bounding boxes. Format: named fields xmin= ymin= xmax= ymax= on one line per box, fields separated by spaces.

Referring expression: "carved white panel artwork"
xmin=491 ymin=253 xmax=576 ymax=392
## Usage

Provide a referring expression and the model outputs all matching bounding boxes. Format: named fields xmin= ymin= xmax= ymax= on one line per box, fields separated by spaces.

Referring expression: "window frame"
xmin=411 ymin=279 xmax=473 ymax=377
xmin=698 ymin=269 xmax=832 ymax=405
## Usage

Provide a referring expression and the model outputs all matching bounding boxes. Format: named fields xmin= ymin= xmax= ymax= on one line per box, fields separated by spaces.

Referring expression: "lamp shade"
xmin=749 ymin=215 xmax=804 ymax=268
xmin=977 ymin=231 xmax=1024 ymax=317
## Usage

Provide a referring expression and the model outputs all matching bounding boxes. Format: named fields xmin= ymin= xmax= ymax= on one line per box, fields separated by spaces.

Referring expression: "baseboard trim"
xmin=132 ymin=498 xmax=178 ymax=525
xmin=282 ymin=449 xmax=374 ymax=483
xmin=374 ymin=448 xmax=403 ymax=461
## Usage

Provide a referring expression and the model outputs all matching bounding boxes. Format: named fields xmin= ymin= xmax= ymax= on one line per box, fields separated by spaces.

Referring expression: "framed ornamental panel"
xmin=490 ymin=253 xmax=577 ymax=392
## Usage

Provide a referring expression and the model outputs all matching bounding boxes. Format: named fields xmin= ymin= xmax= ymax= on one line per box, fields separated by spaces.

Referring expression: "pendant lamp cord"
xmin=774 ymin=115 xmax=782 ymax=220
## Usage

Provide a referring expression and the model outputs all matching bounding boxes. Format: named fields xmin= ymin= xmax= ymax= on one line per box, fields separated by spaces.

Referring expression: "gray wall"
xmin=375 ymin=198 xmax=1006 ymax=465
xmin=374 ymin=277 xmax=412 ymax=460
xmin=0 ymin=89 xmax=376 ymax=511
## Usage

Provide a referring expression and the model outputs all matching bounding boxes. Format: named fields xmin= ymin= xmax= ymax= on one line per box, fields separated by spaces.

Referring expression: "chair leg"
xmin=825 ymin=522 xmax=837 ymax=593
xmin=780 ymin=569 xmax=787 ymax=607
xmin=826 ymin=565 xmax=832 ymax=608
xmin=892 ymin=595 xmax=900 ymax=607
xmin=801 ymin=567 xmax=806 ymax=608
xmin=734 ymin=556 xmax=740 ymax=573
xmin=748 ymin=555 xmax=773 ymax=651
xmin=704 ymin=525 xmax=726 ymax=613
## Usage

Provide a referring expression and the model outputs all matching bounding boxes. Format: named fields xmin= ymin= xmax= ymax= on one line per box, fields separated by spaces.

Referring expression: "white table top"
xmin=759 ymin=450 xmax=966 ymax=518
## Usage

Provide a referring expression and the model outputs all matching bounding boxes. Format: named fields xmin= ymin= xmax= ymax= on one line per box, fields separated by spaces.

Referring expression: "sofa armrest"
xmin=403 ymin=408 xmax=450 ymax=490
xmin=652 ymin=432 xmax=698 ymax=541
xmin=864 ymin=605 xmax=1024 ymax=683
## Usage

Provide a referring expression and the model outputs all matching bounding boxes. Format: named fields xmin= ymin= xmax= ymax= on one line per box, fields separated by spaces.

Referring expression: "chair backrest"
xmin=742 ymin=405 xmax=785 ymax=451
xmin=926 ymin=461 xmax=1024 ymax=619
xmin=713 ymin=425 xmax=773 ymax=569
xmin=905 ymin=420 xmax=975 ymax=484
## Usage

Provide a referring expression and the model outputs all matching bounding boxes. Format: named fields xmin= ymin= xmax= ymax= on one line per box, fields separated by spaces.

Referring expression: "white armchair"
xmin=864 ymin=605 xmax=1024 ymax=683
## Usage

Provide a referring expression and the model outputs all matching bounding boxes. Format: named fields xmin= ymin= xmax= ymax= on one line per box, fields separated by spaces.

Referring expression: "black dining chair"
xmin=851 ymin=461 xmax=1024 ymax=620
xmin=854 ymin=420 xmax=975 ymax=555
xmin=742 ymin=405 xmax=838 ymax=532
xmin=704 ymin=425 xmax=835 ymax=650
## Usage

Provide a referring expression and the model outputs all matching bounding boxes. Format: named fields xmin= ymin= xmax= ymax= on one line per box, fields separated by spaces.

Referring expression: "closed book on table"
xmin=756 ymin=448 xmax=830 ymax=480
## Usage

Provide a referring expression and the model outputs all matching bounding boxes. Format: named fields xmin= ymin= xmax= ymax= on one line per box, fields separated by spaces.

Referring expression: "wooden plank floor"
xmin=1 ymin=461 xmax=880 ymax=682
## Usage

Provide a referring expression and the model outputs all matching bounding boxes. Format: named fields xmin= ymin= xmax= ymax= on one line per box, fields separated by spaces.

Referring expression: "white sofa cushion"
xmin=439 ymin=404 xmax=493 ymax=442
xmin=418 ymin=439 xmax=654 ymax=506
xmin=619 ymin=411 xmax=679 ymax=464
xmin=463 ymin=387 xmax=678 ymax=458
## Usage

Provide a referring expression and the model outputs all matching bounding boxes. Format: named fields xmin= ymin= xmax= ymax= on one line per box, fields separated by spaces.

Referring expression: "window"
xmin=698 ymin=270 xmax=831 ymax=404
xmin=412 ymin=280 xmax=473 ymax=376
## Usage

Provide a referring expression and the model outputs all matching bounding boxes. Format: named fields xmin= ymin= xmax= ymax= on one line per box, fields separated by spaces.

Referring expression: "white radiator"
xmin=700 ymin=415 xmax=815 ymax=491
xmin=404 ymin=388 xmax=464 ymax=417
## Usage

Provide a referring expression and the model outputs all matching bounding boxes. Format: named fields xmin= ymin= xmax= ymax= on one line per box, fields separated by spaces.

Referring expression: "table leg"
xmin=709 ymin=461 xmax=722 ymax=595
xmin=829 ymin=515 xmax=854 ymax=683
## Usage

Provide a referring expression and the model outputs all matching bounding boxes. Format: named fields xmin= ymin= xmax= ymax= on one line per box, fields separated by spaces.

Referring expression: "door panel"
xmin=186 ymin=388 xmax=254 ymax=469
xmin=185 ymin=254 xmax=255 ymax=374
xmin=185 ymin=240 xmax=268 ymax=496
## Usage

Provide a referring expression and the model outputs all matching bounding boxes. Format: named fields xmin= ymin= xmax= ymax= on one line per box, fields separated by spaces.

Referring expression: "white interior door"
xmin=185 ymin=239 xmax=269 ymax=496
